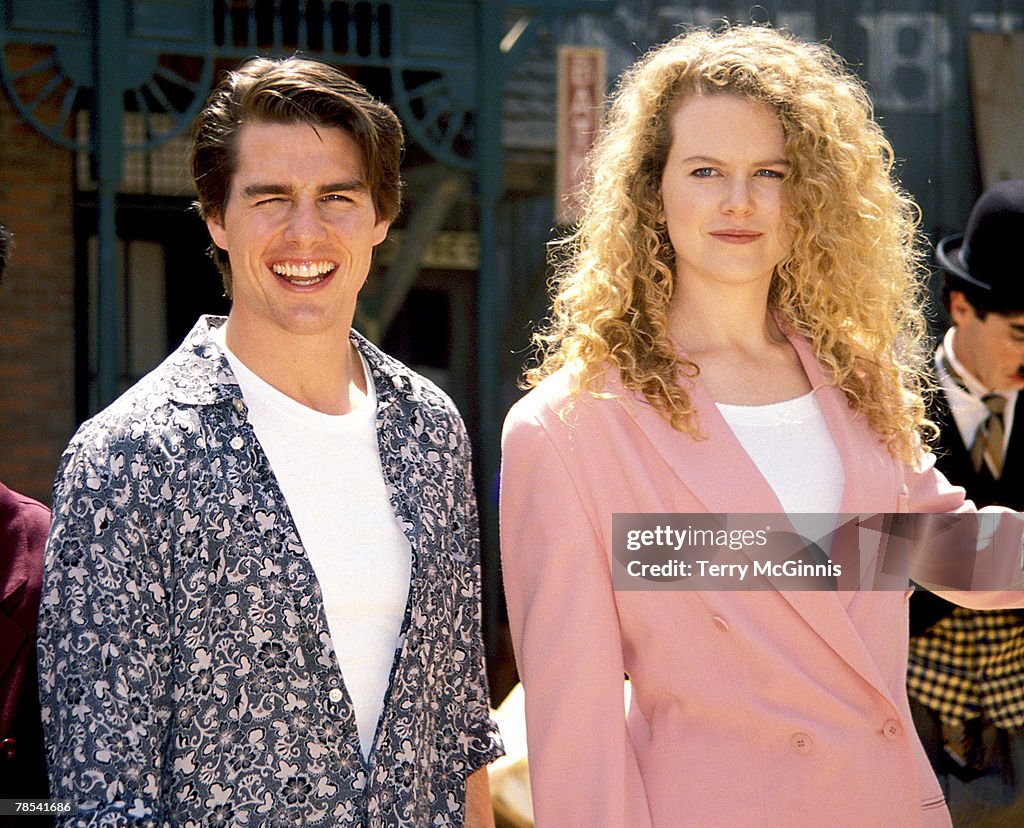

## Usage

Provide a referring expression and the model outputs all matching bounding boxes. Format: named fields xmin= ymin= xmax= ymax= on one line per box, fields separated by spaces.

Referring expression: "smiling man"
xmin=908 ymin=179 xmax=1024 ymax=827
xmin=38 ymin=57 xmax=501 ymax=827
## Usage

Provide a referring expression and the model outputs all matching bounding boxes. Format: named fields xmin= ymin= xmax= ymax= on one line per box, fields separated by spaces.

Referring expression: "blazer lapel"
xmin=787 ymin=334 xmax=901 ymax=517
xmin=614 ymin=332 xmax=897 ymax=700
xmin=613 ymin=365 xmax=784 ymax=514
xmin=783 ymin=335 xmax=905 ymax=697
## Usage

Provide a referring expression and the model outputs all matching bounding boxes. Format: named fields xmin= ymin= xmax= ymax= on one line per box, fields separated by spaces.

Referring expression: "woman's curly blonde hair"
xmin=528 ymin=24 xmax=934 ymax=462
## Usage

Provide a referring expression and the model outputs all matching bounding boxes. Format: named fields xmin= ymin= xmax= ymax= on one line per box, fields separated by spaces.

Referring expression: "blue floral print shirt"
xmin=38 ymin=316 xmax=503 ymax=827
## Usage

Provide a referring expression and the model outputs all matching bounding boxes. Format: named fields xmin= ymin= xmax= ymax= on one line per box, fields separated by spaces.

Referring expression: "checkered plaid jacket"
xmin=907 ymin=606 xmax=1024 ymax=728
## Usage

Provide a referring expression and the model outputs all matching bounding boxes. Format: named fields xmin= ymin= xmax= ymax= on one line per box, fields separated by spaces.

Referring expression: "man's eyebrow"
xmin=318 ymin=180 xmax=369 ymax=194
xmin=1010 ymin=322 xmax=1024 ymax=334
xmin=242 ymin=183 xmax=291 ymax=199
xmin=241 ymin=180 xmax=369 ymax=199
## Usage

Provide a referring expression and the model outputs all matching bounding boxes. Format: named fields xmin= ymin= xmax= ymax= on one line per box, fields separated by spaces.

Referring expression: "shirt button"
xmin=328 ymin=688 xmax=344 ymax=704
xmin=230 ymin=436 xmax=244 ymax=450
xmin=711 ymin=615 xmax=730 ymax=632
xmin=882 ymin=720 xmax=901 ymax=740
xmin=790 ymin=733 xmax=813 ymax=754
xmin=232 ymin=398 xmax=247 ymax=414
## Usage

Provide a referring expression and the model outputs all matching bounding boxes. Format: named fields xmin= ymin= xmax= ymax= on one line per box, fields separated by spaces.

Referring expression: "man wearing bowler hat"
xmin=908 ymin=179 xmax=1024 ymax=826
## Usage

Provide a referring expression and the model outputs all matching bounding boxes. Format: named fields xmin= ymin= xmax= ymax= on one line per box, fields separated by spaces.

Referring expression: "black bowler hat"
xmin=936 ymin=179 xmax=1024 ymax=307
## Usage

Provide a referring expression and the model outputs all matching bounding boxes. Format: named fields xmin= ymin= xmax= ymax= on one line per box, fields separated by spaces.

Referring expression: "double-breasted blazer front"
xmin=500 ymin=333 xmax=1022 ymax=828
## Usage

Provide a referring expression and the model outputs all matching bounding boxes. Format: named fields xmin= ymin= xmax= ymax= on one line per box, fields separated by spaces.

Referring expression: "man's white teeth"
xmin=271 ymin=261 xmax=334 ymax=284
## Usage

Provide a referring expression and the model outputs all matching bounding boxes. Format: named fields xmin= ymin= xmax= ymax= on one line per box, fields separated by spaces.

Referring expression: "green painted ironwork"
xmin=1 ymin=0 xmax=612 ymax=406
xmin=0 ymin=0 xmax=213 ymax=152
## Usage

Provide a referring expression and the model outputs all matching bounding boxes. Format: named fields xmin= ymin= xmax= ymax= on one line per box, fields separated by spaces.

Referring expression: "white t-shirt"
xmin=717 ymin=391 xmax=844 ymax=515
xmin=214 ymin=327 xmax=411 ymax=759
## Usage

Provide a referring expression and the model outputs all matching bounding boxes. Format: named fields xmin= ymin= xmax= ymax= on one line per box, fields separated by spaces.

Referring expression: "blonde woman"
xmin=500 ymin=25 xmax=1021 ymax=828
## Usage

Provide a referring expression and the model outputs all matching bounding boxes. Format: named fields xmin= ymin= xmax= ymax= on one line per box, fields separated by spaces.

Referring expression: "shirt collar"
xmin=158 ymin=315 xmax=240 ymax=406
xmin=160 ymin=315 xmax=417 ymax=415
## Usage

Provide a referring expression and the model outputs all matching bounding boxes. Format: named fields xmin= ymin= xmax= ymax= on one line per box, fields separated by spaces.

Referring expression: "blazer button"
xmin=882 ymin=720 xmax=902 ymax=740
xmin=711 ymin=615 xmax=730 ymax=632
xmin=790 ymin=733 xmax=813 ymax=754
xmin=328 ymin=688 xmax=344 ymax=704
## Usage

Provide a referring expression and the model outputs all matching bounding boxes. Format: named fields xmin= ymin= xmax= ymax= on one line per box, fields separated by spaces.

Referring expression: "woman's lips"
xmin=709 ymin=230 xmax=762 ymax=244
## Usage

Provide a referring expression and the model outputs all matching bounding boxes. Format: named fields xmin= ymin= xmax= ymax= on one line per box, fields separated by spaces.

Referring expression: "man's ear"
xmin=372 ymin=217 xmax=390 ymax=248
xmin=948 ymin=290 xmax=973 ymax=326
xmin=206 ymin=213 xmax=228 ymax=252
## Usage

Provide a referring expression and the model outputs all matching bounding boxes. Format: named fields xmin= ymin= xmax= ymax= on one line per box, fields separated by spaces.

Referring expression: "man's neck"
xmin=222 ymin=316 xmax=367 ymax=415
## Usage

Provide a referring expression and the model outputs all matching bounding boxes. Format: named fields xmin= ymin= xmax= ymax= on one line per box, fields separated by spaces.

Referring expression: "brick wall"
xmin=0 ymin=86 xmax=76 ymax=504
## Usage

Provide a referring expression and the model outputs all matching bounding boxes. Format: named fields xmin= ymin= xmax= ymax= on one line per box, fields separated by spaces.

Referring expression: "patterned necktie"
xmin=939 ymin=345 xmax=1007 ymax=479
xmin=972 ymin=393 xmax=1006 ymax=479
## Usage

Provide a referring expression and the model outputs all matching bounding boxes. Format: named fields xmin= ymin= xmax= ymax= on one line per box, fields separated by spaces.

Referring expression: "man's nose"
xmin=284 ymin=200 xmax=327 ymax=244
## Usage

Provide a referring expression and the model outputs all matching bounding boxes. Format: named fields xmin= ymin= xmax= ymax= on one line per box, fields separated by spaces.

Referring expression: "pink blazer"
xmin=499 ymin=334 xmax=1017 ymax=828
